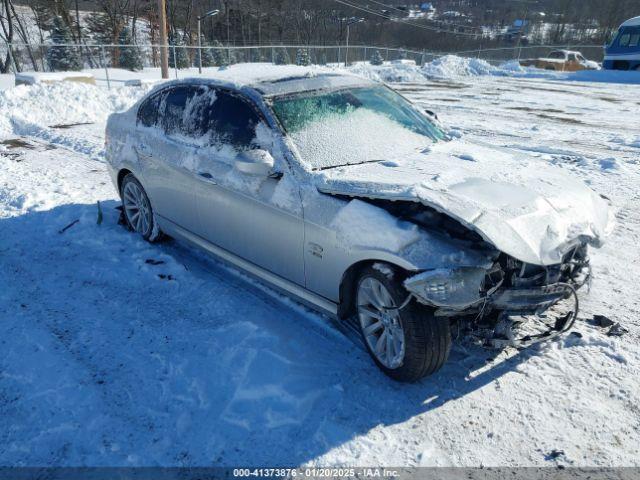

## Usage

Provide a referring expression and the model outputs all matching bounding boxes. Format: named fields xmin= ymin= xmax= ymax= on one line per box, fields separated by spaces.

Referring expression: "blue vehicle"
xmin=604 ymin=16 xmax=640 ymax=71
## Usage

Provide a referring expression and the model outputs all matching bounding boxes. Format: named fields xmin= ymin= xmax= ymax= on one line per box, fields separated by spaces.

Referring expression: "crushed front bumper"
xmin=489 ymin=282 xmax=574 ymax=314
xmin=405 ymin=245 xmax=590 ymax=348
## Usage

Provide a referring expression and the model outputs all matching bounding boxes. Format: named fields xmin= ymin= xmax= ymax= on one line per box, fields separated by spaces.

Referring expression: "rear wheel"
xmin=120 ymin=174 xmax=163 ymax=242
xmin=355 ymin=266 xmax=451 ymax=382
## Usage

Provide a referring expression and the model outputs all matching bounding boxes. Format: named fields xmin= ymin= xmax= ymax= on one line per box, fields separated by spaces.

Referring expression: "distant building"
xmin=506 ymin=19 xmax=529 ymax=36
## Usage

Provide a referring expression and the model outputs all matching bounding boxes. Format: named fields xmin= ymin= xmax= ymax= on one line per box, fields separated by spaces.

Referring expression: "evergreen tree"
xmin=295 ymin=48 xmax=311 ymax=66
xmin=250 ymin=49 xmax=266 ymax=63
xmin=231 ymin=49 xmax=244 ymax=64
xmin=370 ymin=49 xmax=384 ymax=66
xmin=168 ymin=33 xmax=189 ymax=69
xmin=47 ymin=16 xmax=82 ymax=71
xmin=274 ymin=48 xmax=291 ymax=65
xmin=212 ymin=40 xmax=230 ymax=67
xmin=227 ymin=46 xmax=237 ymax=66
xmin=118 ymin=26 xmax=143 ymax=71
xmin=198 ymin=36 xmax=216 ymax=68
xmin=85 ymin=12 xmax=112 ymax=45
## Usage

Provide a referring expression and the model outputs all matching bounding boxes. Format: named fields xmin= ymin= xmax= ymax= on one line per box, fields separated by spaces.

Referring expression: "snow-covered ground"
xmin=1 ymin=61 xmax=639 ymax=467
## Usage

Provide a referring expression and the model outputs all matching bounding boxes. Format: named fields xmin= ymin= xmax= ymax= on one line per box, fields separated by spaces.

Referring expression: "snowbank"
xmin=350 ymin=55 xmax=640 ymax=85
xmin=421 ymin=55 xmax=499 ymax=78
xmin=0 ymin=82 xmax=144 ymax=131
xmin=0 ymin=82 xmax=147 ymax=156
xmin=348 ymin=61 xmax=430 ymax=83
xmin=15 ymin=71 xmax=96 ymax=85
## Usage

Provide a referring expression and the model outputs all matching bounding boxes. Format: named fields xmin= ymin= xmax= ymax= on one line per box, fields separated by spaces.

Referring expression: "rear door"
xmin=138 ymin=85 xmax=202 ymax=233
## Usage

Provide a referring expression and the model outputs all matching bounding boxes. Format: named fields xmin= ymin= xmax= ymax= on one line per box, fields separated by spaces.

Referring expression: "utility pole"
xmin=344 ymin=17 xmax=364 ymax=67
xmin=158 ymin=0 xmax=169 ymax=79
xmin=226 ymin=1 xmax=231 ymax=64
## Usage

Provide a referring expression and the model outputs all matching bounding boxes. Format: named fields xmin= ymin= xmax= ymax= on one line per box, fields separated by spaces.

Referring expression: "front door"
xmin=190 ymin=88 xmax=306 ymax=285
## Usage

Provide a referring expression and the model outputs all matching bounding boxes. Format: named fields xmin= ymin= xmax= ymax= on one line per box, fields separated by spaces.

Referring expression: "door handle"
xmin=135 ymin=143 xmax=153 ymax=158
xmin=198 ymin=171 xmax=216 ymax=183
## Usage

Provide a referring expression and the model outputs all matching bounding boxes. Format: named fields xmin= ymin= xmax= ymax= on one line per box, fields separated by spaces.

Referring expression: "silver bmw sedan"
xmin=106 ymin=67 xmax=612 ymax=381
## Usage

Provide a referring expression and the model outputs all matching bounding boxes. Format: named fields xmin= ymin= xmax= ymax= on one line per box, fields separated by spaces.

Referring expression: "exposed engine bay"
xmin=365 ymin=197 xmax=592 ymax=348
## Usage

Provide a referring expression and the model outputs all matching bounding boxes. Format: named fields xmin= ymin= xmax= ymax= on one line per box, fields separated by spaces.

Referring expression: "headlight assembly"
xmin=403 ymin=267 xmax=487 ymax=309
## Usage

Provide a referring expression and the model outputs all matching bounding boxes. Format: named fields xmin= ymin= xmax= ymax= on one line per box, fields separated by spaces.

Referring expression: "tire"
xmin=120 ymin=173 xmax=163 ymax=242
xmin=355 ymin=266 xmax=451 ymax=382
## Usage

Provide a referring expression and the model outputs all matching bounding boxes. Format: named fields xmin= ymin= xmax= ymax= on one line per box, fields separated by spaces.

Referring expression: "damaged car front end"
xmin=404 ymin=243 xmax=591 ymax=348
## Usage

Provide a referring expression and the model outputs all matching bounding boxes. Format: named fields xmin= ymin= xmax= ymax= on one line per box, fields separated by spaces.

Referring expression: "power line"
xmin=332 ymin=0 xmax=483 ymax=37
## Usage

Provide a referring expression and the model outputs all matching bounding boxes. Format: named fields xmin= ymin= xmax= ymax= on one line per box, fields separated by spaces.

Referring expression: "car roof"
xmin=550 ymin=50 xmax=581 ymax=55
xmin=621 ymin=16 xmax=640 ymax=27
xmin=149 ymin=63 xmax=375 ymax=98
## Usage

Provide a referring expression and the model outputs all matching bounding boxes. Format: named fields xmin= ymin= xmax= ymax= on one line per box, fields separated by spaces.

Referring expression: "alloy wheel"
xmin=357 ymin=276 xmax=406 ymax=369
xmin=122 ymin=181 xmax=152 ymax=236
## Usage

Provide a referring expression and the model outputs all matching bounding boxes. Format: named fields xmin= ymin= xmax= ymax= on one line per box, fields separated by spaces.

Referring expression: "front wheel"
xmin=355 ymin=266 xmax=451 ymax=382
xmin=120 ymin=173 xmax=163 ymax=242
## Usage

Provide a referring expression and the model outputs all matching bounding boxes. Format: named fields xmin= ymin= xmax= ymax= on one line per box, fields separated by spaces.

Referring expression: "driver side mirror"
xmin=234 ymin=149 xmax=275 ymax=177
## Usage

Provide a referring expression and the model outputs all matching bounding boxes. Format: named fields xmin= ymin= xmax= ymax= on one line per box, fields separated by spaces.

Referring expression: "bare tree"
xmin=0 ymin=0 xmax=18 ymax=72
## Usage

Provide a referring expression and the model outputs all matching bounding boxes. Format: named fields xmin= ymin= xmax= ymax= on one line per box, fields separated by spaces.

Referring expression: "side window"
xmin=137 ymin=92 xmax=163 ymax=127
xmin=206 ymin=90 xmax=262 ymax=149
xmin=159 ymin=86 xmax=200 ymax=139
xmin=630 ymin=34 xmax=640 ymax=48
xmin=619 ymin=34 xmax=631 ymax=47
xmin=568 ymin=53 xmax=577 ymax=62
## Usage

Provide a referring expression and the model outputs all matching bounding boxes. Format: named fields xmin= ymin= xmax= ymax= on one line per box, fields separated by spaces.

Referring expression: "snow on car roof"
xmin=549 ymin=50 xmax=583 ymax=56
xmin=150 ymin=63 xmax=374 ymax=97
xmin=621 ymin=16 xmax=640 ymax=27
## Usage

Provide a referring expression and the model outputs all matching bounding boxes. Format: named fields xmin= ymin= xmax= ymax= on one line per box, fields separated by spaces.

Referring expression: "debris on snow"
xmin=544 ymin=449 xmax=566 ymax=461
xmin=58 ymin=219 xmax=80 ymax=234
xmin=96 ymin=201 xmax=103 ymax=225
xmin=145 ymin=259 xmax=165 ymax=266
xmin=593 ymin=314 xmax=615 ymax=328
xmin=607 ymin=323 xmax=629 ymax=337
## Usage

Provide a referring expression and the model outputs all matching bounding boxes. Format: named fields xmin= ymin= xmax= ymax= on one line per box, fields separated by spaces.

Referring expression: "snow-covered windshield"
xmin=271 ymin=86 xmax=445 ymax=170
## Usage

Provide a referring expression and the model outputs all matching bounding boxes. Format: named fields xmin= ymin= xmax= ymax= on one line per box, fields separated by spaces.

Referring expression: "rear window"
xmin=160 ymin=86 xmax=201 ymax=138
xmin=137 ymin=92 xmax=162 ymax=127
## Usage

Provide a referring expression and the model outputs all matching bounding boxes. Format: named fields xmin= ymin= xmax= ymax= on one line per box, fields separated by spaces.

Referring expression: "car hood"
xmin=313 ymin=139 xmax=615 ymax=266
